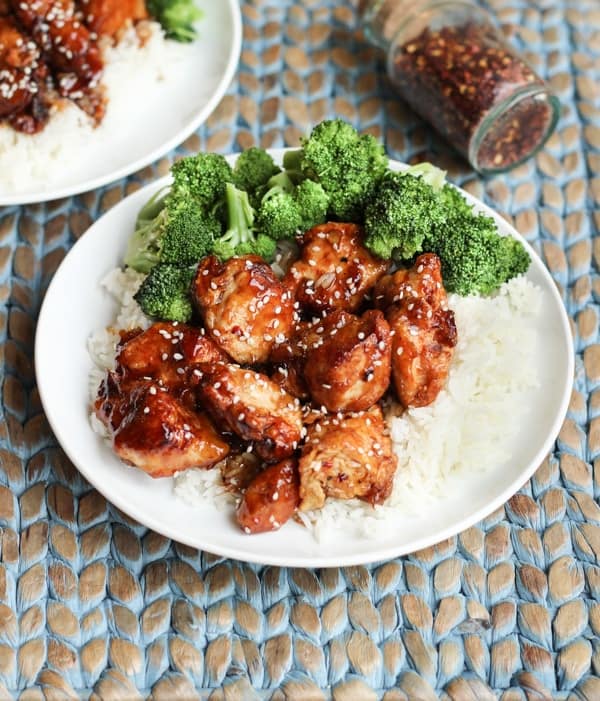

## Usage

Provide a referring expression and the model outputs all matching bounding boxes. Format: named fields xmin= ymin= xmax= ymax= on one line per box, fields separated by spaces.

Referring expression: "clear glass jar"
xmin=359 ymin=0 xmax=560 ymax=174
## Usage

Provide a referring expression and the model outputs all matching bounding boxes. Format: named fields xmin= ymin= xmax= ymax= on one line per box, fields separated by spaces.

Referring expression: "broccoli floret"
xmin=134 ymin=264 xmax=194 ymax=322
xmin=233 ymin=147 xmax=280 ymax=194
xmin=426 ymin=214 xmax=530 ymax=296
xmin=284 ymin=119 xmax=388 ymax=221
xmin=170 ymin=152 xmax=233 ymax=211
xmin=211 ymin=183 xmax=277 ymax=262
xmin=124 ymin=193 xmax=217 ymax=273
xmin=161 ymin=206 xmax=221 ymax=264
xmin=146 ymin=0 xmax=203 ymax=42
xmin=295 ymin=180 xmax=329 ymax=230
xmin=256 ymin=174 xmax=329 ymax=240
xmin=363 ymin=171 xmax=447 ymax=261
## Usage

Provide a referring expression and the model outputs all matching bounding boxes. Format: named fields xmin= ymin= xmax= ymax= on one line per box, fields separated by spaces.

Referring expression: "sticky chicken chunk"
xmin=374 ymin=253 xmax=457 ymax=408
xmin=12 ymin=0 xmax=105 ymax=121
xmin=115 ymin=322 xmax=227 ymax=397
xmin=284 ymin=222 xmax=388 ymax=314
xmin=237 ymin=458 xmax=300 ymax=534
xmin=198 ymin=363 xmax=303 ymax=463
xmin=80 ymin=0 xmax=148 ymax=38
xmin=0 ymin=16 xmax=50 ymax=132
xmin=302 ymin=309 xmax=392 ymax=412
xmin=96 ymin=377 xmax=229 ymax=477
xmin=193 ymin=255 xmax=296 ymax=365
xmin=298 ymin=405 xmax=397 ymax=511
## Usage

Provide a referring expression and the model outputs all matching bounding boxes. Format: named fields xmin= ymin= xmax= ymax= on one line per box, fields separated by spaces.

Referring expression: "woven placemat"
xmin=0 ymin=0 xmax=598 ymax=697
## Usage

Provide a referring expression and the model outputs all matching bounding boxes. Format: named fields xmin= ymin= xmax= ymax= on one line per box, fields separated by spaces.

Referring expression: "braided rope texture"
xmin=0 ymin=0 xmax=598 ymax=697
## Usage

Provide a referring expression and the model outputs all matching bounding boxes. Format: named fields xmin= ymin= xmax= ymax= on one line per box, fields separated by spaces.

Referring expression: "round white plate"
xmin=0 ymin=1 xmax=241 ymax=206
xmin=35 ymin=150 xmax=574 ymax=567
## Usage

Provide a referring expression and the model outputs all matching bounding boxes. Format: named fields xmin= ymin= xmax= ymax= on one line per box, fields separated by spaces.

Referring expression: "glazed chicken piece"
xmin=11 ymin=0 xmax=105 ymax=121
xmin=193 ymin=255 xmax=296 ymax=365
xmin=198 ymin=363 xmax=303 ymax=463
xmin=115 ymin=321 xmax=228 ymax=402
xmin=298 ymin=405 xmax=397 ymax=511
xmin=96 ymin=376 xmax=229 ymax=477
xmin=79 ymin=0 xmax=148 ymax=38
xmin=303 ymin=309 xmax=391 ymax=412
xmin=283 ymin=222 xmax=388 ymax=315
xmin=0 ymin=16 xmax=51 ymax=132
xmin=237 ymin=458 xmax=300 ymax=534
xmin=374 ymin=253 xmax=457 ymax=408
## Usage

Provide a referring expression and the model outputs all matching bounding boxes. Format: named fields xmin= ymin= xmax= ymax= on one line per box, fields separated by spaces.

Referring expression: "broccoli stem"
xmin=220 ymin=183 xmax=255 ymax=245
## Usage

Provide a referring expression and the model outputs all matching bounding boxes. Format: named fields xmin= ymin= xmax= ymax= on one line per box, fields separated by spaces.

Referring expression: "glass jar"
xmin=359 ymin=0 xmax=560 ymax=174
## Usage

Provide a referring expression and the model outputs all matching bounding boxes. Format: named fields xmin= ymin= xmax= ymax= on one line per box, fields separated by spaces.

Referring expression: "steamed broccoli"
xmin=124 ymin=191 xmax=218 ymax=273
xmin=146 ymin=0 xmax=203 ymax=42
xmin=134 ymin=264 xmax=194 ymax=322
xmin=283 ymin=119 xmax=388 ymax=221
xmin=212 ymin=183 xmax=277 ymax=261
xmin=425 ymin=215 xmax=530 ymax=296
xmin=233 ymin=147 xmax=280 ymax=195
xmin=124 ymin=153 xmax=233 ymax=273
xmin=256 ymin=173 xmax=329 ymax=240
xmin=169 ymin=152 xmax=232 ymax=210
xmin=363 ymin=170 xmax=447 ymax=261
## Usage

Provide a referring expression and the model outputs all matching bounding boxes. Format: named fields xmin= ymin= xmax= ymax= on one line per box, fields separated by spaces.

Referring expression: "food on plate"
xmin=283 ymin=222 xmax=388 ymax=314
xmin=237 ymin=458 xmax=300 ymax=535
xmin=192 ymin=254 xmax=296 ymax=365
xmin=298 ymin=406 xmax=396 ymax=511
xmin=374 ymin=253 xmax=457 ymax=408
xmin=0 ymin=0 xmax=201 ymax=135
xmin=197 ymin=363 xmax=303 ymax=463
xmin=90 ymin=119 xmax=539 ymax=539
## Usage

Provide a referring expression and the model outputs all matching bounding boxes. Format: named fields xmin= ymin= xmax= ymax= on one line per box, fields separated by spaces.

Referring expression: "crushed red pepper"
xmin=390 ymin=20 xmax=556 ymax=172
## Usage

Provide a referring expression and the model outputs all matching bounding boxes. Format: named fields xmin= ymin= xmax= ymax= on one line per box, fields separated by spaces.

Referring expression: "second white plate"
xmin=0 ymin=0 xmax=241 ymax=206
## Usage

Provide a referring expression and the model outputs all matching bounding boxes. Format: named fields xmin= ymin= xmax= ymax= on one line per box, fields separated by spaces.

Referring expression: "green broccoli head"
xmin=429 ymin=215 xmax=530 ymax=295
xmin=295 ymin=180 xmax=328 ymax=230
xmin=134 ymin=264 xmax=194 ymax=322
xmin=296 ymin=119 xmax=388 ymax=221
xmin=256 ymin=176 xmax=328 ymax=240
xmin=257 ymin=191 xmax=302 ymax=240
xmin=124 ymin=195 xmax=167 ymax=273
xmin=160 ymin=204 xmax=220 ymax=265
xmin=211 ymin=184 xmax=277 ymax=262
xmin=363 ymin=171 xmax=447 ymax=261
xmin=233 ymin=147 xmax=280 ymax=194
xmin=146 ymin=0 xmax=203 ymax=42
xmin=170 ymin=153 xmax=233 ymax=211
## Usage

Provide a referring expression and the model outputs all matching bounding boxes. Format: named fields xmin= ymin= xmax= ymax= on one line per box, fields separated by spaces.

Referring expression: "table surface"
xmin=1 ymin=0 xmax=599 ymax=698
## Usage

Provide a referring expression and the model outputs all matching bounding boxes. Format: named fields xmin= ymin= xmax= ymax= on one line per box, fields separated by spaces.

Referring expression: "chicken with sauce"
xmin=298 ymin=405 xmax=396 ymax=511
xmin=198 ymin=363 xmax=303 ymax=463
xmin=284 ymin=222 xmax=388 ymax=315
xmin=95 ymin=322 xmax=230 ymax=476
xmin=0 ymin=15 xmax=51 ymax=132
xmin=374 ymin=253 xmax=457 ymax=408
xmin=193 ymin=255 xmax=296 ymax=365
xmin=96 ymin=234 xmax=458 ymax=535
xmin=0 ymin=0 xmax=153 ymax=132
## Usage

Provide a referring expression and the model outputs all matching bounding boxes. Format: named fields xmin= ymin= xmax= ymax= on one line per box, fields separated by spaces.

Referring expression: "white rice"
xmin=89 ymin=268 xmax=542 ymax=541
xmin=0 ymin=22 xmax=189 ymax=193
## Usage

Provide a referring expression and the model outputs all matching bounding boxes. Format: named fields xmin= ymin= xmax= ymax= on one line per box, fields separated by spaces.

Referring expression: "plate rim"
xmin=35 ymin=149 xmax=575 ymax=567
xmin=0 ymin=0 xmax=242 ymax=207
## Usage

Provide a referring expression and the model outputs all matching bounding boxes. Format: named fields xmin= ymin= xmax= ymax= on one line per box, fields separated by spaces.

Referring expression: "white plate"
xmin=35 ymin=151 xmax=574 ymax=567
xmin=0 ymin=1 xmax=241 ymax=206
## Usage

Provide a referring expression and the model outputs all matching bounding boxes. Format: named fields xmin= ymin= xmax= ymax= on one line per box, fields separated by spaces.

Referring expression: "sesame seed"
xmin=149 ymin=387 xmax=157 ymax=395
xmin=143 ymin=407 xmax=150 ymax=414
xmin=173 ymin=353 xmax=183 ymax=361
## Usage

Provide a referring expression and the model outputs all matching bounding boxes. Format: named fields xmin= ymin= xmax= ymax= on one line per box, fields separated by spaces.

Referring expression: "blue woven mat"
xmin=0 ymin=0 xmax=598 ymax=697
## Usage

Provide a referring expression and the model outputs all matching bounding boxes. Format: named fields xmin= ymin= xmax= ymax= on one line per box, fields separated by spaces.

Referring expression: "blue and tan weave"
xmin=0 ymin=0 xmax=598 ymax=697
